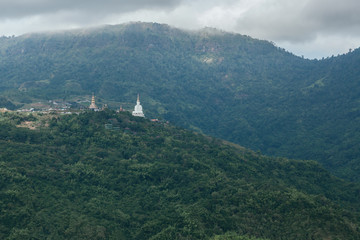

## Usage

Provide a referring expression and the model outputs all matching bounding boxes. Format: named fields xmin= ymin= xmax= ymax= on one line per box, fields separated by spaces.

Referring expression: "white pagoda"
xmin=132 ymin=94 xmax=145 ymax=117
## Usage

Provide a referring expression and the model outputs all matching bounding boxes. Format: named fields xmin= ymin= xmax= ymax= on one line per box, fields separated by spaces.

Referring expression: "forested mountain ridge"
xmin=0 ymin=22 xmax=360 ymax=181
xmin=1 ymin=110 xmax=360 ymax=239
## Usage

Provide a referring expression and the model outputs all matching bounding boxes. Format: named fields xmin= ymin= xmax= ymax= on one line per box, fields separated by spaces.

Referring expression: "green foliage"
xmin=211 ymin=232 xmax=268 ymax=240
xmin=0 ymin=111 xmax=360 ymax=239
xmin=0 ymin=22 xmax=360 ymax=182
xmin=0 ymin=97 xmax=19 ymax=110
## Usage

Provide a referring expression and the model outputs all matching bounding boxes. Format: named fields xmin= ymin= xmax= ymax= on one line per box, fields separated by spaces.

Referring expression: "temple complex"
xmin=132 ymin=94 xmax=145 ymax=117
xmin=87 ymin=93 xmax=145 ymax=116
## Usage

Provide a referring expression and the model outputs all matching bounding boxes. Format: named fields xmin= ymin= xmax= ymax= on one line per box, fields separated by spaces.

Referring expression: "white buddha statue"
xmin=132 ymin=94 xmax=145 ymax=117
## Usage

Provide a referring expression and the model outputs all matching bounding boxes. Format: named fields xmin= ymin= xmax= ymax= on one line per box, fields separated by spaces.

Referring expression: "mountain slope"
xmin=0 ymin=22 xmax=360 ymax=181
xmin=1 ymin=110 xmax=360 ymax=239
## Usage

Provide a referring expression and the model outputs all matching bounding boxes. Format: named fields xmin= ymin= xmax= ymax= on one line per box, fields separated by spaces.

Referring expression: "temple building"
xmin=132 ymin=94 xmax=145 ymax=117
xmin=89 ymin=93 xmax=99 ymax=111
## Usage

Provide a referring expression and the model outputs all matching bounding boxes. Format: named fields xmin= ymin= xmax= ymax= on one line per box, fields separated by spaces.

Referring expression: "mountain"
xmin=0 ymin=22 xmax=360 ymax=181
xmin=1 ymin=110 xmax=360 ymax=239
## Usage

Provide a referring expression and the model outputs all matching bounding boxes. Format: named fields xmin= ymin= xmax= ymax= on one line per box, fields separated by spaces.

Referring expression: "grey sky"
xmin=0 ymin=0 xmax=359 ymax=59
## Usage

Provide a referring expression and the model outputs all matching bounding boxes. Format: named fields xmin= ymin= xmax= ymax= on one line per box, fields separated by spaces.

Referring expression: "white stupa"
xmin=132 ymin=94 xmax=145 ymax=117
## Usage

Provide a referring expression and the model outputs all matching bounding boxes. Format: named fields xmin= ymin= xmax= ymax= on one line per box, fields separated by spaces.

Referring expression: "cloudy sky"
xmin=1 ymin=0 xmax=359 ymax=59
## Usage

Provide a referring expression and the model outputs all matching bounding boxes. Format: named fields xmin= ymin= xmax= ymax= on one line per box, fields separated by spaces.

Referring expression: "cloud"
xmin=304 ymin=0 xmax=360 ymax=35
xmin=2 ymin=0 xmax=360 ymax=42
xmin=232 ymin=0 xmax=360 ymax=43
xmin=0 ymin=0 xmax=186 ymax=36
xmin=0 ymin=0 xmax=359 ymax=58
xmin=235 ymin=1 xmax=314 ymax=42
xmin=0 ymin=0 xmax=184 ymax=19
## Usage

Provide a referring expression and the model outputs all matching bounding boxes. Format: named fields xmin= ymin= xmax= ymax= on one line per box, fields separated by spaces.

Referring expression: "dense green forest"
xmin=0 ymin=22 xmax=360 ymax=181
xmin=1 ymin=110 xmax=360 ymax=239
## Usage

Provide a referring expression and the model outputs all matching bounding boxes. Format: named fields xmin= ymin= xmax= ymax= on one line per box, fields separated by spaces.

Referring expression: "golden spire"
xmin=91 ymin=93 xmax=95 ymax=104
xmin=89 ymin=93 xmax=98 ymax=109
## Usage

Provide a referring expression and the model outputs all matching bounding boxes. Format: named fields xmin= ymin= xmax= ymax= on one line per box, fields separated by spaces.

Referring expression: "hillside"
xmin=0 ymin=22 xmax=360 ymax=181
xmin=1 ymin=110 xmax=360 ymax=239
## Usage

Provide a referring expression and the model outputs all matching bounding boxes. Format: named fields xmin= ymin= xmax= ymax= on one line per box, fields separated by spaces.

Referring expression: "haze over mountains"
xmin=1 ymin=22 xmax=360 ymax=181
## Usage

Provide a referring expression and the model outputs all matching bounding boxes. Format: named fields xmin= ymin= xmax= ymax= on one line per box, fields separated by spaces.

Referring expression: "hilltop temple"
xmin=132 ymin=94 xmax=145 ymax=117
xmin=89 ymin=93 xmax=99 ymax=111
xmin=88 ymin=93 xmax=144 ymax=117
